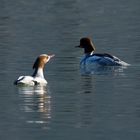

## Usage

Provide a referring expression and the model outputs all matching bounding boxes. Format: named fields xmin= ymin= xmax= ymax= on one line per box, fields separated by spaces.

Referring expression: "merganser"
xmin=14 ymin=54 xmax=55 ymax=86
xmin=76 ymin=37 xmax=130 ymax=66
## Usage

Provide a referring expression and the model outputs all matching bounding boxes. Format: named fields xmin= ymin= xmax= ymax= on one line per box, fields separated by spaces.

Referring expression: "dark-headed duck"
xmin=76 ymin=37 xmax=130 ymax=66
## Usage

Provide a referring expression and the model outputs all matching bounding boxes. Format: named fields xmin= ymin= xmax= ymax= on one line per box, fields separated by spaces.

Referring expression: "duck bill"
xmin=49 ymin=54 xmax=55 ymax=58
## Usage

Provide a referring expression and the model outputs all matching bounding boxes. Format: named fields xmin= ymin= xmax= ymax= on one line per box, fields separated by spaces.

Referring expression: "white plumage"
xmin=14 ymin=54 xmax=54 ymax=86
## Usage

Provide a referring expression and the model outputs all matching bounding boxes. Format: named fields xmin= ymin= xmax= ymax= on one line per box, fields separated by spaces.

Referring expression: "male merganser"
xmin=14 ymin=54 xmax=54 ymax=86
xmin=76 ymin=37 xmax=130 ymax=66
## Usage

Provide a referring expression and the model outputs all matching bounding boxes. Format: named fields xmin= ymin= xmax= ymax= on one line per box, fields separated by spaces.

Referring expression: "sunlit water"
xmin=0 ymin=0 xmax=140 ymax=140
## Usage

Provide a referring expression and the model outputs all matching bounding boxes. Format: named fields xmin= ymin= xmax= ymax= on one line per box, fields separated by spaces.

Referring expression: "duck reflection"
xmin=75 ymin=75 xmax=95 ymax=128
xmin=80 ymin=64 xmax=128 ymax=75
xmin=18 ymin=86 xmax=51 ymax=124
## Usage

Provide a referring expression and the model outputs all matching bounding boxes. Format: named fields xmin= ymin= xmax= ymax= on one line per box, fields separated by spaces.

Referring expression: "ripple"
xmin=17 ymin=86 xmax=51 ymax=124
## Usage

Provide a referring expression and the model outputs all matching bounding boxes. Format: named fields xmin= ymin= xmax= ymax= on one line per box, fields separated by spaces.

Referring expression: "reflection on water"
xmin=18 ymin=86 xmax=51 ymax=125
xmin=80 ymin=64 xmax=128 ymax=75
xmin=1 ymin=0 xmax=140 ymax=139
xmin=75 ymin=75 xmax=96 ymax=128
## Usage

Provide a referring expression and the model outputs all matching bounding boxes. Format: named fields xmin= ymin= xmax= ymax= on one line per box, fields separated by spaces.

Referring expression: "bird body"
xmin=76 ymin=37 xmax=130 ymax=66
xmin=14 ymin=54 xmax=54 ymax=86
xmin=80 ymin=53 xmax=129 ymax=66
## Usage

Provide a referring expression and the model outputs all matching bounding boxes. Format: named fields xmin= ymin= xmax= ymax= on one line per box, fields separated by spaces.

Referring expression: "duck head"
xmin=76 ymin=37 xmax=96 ymax=54
xmin=33 ymin=54 xmax=55 ymax=70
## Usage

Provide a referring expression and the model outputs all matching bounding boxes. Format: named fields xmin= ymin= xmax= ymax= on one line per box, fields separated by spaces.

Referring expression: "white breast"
xmin=33 ymin=77 xmax=47 ymax=85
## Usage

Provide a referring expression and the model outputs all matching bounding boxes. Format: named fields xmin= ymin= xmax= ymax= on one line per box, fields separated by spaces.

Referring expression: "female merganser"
xmin=14 ymin=54 xmax=55 ymax=86
xmin=76 ymin=37 xmax=130 ymax=66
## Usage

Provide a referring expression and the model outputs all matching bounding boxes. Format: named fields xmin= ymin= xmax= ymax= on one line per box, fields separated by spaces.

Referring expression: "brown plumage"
xmin=33 ymin=55 xmax=50 ymax=70
xmin=76 ymin=37 xmax=96 ymax=53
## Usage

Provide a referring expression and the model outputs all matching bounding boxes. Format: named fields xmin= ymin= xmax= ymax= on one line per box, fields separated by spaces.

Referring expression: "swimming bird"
xmin=76 ymin=37 xmax=130 ymax=66
xmin=14 ymin=54 xmax=55 ymax=86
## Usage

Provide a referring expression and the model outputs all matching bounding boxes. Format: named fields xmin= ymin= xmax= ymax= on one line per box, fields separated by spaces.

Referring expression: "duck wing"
xmin=92 ymin=53 xmax=121 ymax=66
xmin=14 ymin=76 xmax=35 ymax=86
xmin=93 ymin=53 xmax=117 ymax=60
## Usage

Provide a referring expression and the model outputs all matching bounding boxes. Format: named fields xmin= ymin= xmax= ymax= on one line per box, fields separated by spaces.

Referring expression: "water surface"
xmin=0 ymin=0 xmax=140 ymax=140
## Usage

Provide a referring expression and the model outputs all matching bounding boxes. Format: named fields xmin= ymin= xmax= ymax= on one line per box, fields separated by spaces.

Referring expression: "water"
xmin=0 ymin=0 xmax=140 ymax=139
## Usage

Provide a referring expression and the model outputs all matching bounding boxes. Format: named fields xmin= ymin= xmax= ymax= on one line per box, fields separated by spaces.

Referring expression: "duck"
xmin=14 ymin=54 xmax=55 ymax=86
xmin=76 ymin=37 xmax=130 ymax=66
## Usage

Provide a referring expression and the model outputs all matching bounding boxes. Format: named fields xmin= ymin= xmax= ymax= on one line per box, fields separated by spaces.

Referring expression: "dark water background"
xmin=0 ymin=0 xmax=140 ymax=140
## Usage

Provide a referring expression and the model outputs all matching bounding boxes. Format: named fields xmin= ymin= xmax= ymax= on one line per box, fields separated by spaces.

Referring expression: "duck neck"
xmin=32 ymin=68 xmax=44 ymax=78
xmin=85 ymin=51 xmax=94 ymax=56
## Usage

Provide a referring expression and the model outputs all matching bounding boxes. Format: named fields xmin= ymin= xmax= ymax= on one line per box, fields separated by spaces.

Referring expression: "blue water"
xmin=0 ymin=0 xmax=140 ymax=140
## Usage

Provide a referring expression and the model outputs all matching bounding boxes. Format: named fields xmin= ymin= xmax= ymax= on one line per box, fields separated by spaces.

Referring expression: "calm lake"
xmin=0 ymin=0 xmax=140 ymax=140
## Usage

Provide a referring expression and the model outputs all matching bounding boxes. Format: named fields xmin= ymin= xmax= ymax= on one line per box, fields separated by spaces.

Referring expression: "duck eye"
xmin=44 ymin=56 xmax=49 ymax=63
